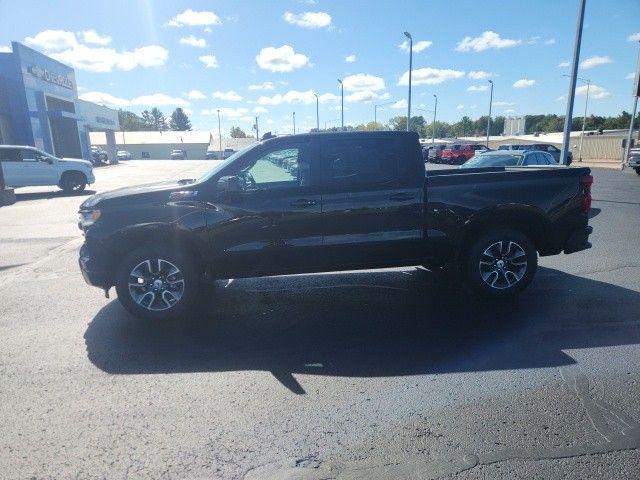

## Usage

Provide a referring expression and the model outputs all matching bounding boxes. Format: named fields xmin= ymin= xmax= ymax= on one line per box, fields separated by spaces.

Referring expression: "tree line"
xmin=118 ymin=107 xmax=192 ymax=132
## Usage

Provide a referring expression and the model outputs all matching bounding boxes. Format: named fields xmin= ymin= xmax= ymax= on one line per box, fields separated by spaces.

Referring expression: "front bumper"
xmin=79 ymin=243 xmax=110 ymax=289
xmin=564 ymin=226 xmax=593 ymax=254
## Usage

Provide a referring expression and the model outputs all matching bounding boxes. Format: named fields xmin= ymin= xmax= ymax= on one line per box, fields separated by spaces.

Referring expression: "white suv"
xmin=0 ymin=145 xmax=95 ymax=193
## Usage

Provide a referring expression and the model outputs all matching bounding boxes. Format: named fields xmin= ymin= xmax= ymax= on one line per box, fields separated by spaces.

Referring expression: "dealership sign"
xmin=28 ymin=65 xmax=73 ymax=90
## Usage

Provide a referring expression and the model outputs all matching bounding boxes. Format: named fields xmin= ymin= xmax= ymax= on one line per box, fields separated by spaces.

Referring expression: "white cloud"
xmin=391 ymin=99 xmax=407 ymax=109
xmin=493 ymin=101 xmax=516 ymax=107
xmin=456 ymin=104 xmax=465 ymax=109
xmin=469 ymin=104 xmax=478 ymax=109
xmin=467 ymin=85 xmax=488 ymax=92
xmin=212 ymin=90 xmax=243 ymax=101
xmin=130 ymin=94 xmax=189 ymax=107
xmin=202 ymin=107 xmax=249 ymax=117
xmin=79 ymin=91 xmax=189 ymax=108
xmin=257 ymin=89 xmax=338 ymax=105
xmin=167 ymin=9 xmax=221 ymax=27
xmin=513 ymin=78 xmax=536 ymax=89
xmin=342 ymin=73 xmax=386 ymax=91
xmin=282 ymin=11 xmax=331 ymax=29
xmin=468 ymin=70 xmax=492 ymax=80
xmin=627 ymin=72 xmax=637 ymax=80
xmin=398 ymin=40 xmax=432 ymax=53
xmin=456 ymin=31 xmax=521 ymax=52
xmin=556 ymin=95 xmax=566 ymax=102
xmin=187 ymin=89 xmax=207 ymax=100
xmin=398 ymin=67 xmax=465 ymax=86
xmin=628 ymin=33 xmax=640 ymax=42
xmin=504 ymin=108 xmax=516 ymax=113
xmin=0 ymin=45 xmax=11 ymax=53
xmin=199 ymin=55 xmax=218 ymax=68
xmin=50 ymin=44 xmax=168 ymax=72
xmin=248 ymin=82 xmax=275 ymax=90
xmin=345 ymin=90 xmax=389 ymax=103
xmin=78 ymin=91 xmax=130 ymax=108
xmin=79 ymin=30 xmax=111 ymax=46
xmin=25 ymin=30 xmax=78 ymax=50
xmin=558 ymin=60 xmax=570 ymax=68
xmin=577 ymin=84 xmax=610 ymax=99
xmin=345 ymin=54 xmax=357 ymax=63
xmin=526 ymin=36 xmax=541 ymax=45
xmin=179 ymin=35 xmax=207 ymax=48
xmin=580 ymin=55 xmax=613 ymax=69
xmin=183 ymin=108 xmax=193 ymax=116
xmin=255 ymin=45 xmax=309 ymax=72
xmin=253 ymin=106 xmax=268 ymax=114
xmin=544 ymin=39 xmax=556 ymax=45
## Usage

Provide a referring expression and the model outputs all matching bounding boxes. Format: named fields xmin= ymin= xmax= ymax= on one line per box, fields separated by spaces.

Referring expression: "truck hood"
xmin=61 ymin=157 xmax=93 ymax=168
xmin=81 ymin=179 xmax=196 ymax=208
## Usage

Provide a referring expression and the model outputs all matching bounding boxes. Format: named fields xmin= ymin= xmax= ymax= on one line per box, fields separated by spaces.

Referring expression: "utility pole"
xmin=432 ymin=94 xmax=438 ymax=145
xmin=624 ymin=40 xmax=640 ymax=168
xmin=293 ymin=111 xmax=296 ymax=134
xmin=563 ymin=74 xmax=591 ymax=162
xmin=560 ymin=0 xmax=586 ymax=165
xmin=313 ymin=93 xmax=320 ymax=131
xmin=486 ymin=80 xmax=494 ymax=147
xmin=217 ymin=109 xmax=222 ymax=160
xmin=404 ymin=31 xmax=413 ymax=132
xmin=374 ymin=101 xmax=394 ymax=129
xmin=255 ymin=116 xmax=259 ymax=141
xmin=337 ymin=79 xmax=344 ymax=130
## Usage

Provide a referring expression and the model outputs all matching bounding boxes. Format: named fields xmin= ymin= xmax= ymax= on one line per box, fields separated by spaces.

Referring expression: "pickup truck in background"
xmin=78 ymin=131 xmax=593 ymax=320
xmin=627 ymin=147 xmax=640 ymax=175
xmin=0 ymin=145 xmax=95 ymax=193
xmin=440 ymin=143 xmax=487 ymax=165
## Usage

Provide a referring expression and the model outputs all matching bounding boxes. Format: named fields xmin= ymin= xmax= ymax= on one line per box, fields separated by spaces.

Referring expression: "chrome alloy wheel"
xmin=478 ymin=240 xmax=528 ymax=290
xmin=128 ymin=259 xmax=185 ymax=311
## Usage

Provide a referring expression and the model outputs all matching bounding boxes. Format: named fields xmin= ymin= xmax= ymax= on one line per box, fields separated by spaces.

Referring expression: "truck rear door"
xmin=320 ymin=135 xmax=424 ymax=268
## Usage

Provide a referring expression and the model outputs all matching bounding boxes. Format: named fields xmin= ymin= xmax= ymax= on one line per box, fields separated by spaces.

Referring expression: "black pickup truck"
xmin=78 ymin=131 xmax=593 ymax=320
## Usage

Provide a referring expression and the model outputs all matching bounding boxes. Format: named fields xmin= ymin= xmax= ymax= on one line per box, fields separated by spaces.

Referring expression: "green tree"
xmin=169 ymin=108 xmax=192 ymax=131
xmin=354 ymin=121 xmax=385 ymax=131
xmin=142 ymin=108 xmax=167 ymax=131
xmin=118 ymin=110 xmax=151 ymax=131
xmin=387 ymin=115 xmax=426 ymax=135
xmin=230 ymin=126 xmax=248 ymax=138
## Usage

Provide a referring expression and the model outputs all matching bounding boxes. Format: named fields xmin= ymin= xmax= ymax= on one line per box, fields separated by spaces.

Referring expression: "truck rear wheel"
xmin=114 ymin=246 xmax=200 ymax=321
xmin=60 ymin=172 xmax=87 ymax=194
xmin=462 ymin=228 xmax=537 ymax=298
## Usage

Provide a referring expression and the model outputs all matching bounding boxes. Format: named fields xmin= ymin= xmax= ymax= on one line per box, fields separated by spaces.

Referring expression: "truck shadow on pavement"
xmin=84 ymin=266 xmax=640 ymax=394
xmin=14 ymin=189 xmax=96 ymax=202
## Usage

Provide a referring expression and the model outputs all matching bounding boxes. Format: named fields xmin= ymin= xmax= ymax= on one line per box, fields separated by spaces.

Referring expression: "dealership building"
xmin=0 ymin=42 xmax=119 ymax=161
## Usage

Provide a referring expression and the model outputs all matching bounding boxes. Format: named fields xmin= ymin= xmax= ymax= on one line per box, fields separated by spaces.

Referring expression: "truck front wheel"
xmin=60 ymin=172 xmax=87 ymax=194
xmin=462 ymin=229 xmax=537 ymax=298
xmin=114 ymin=246 xmax=200 ymax=320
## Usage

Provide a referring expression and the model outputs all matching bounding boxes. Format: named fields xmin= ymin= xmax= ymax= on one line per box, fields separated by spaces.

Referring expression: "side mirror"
xmin=38 ymin=156 xmax=53 ymax=164
xmin=216 ymin=175 xmax=242 ymax=194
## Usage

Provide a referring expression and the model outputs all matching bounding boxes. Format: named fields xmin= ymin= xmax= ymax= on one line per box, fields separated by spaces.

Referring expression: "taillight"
xmin=580 ymin=174 xmax=593 ymax=213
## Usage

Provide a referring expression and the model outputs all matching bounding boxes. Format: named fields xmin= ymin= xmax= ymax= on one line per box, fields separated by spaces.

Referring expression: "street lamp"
xmin=624 ymin=40 xmax=640 ymax=168
xmin=486 ymin=80 xmax=494 ymax=148
xmin=404 ymin=31 xmax=413 ymax=132
xmin=564 ymin=74 xmax=590 ymax=162
xmin=374 ymin=101 xmax=395 ymax=129
xmin=293 ymin=111 xmax=296 ymax=134
xmin=560 ymin=0 xmax=586 ymax=165
xmin=432 ymin=94 xmax=438 ymax=145
xmin=337 ymin=79 xmax=344 ymax=130
xmin=313 ymin=93 xmax=320 ymax=131
xmin=217 ymin=109 xmax=222 ymax=160
xmin=254 ymin=116 xmax=259 ymax=141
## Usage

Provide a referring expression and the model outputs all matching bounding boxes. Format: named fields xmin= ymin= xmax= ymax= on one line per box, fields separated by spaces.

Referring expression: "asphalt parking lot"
xmin=1 ymin=160 xmax=640 ymax=479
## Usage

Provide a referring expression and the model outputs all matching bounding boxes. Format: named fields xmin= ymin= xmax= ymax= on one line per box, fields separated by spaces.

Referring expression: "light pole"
xmin=337 ymin=79 xmax=344 ymax=130
xmin=313 ymin=93 xmax=320 ymax=131
xmin=254 ymin=116 xmax=259 ymax=141
xmin=432 ymin=94 xmax=438 ymax=145
xmin=374 ymin=101 xmax=394 ymax=129
xmin=293 ymin=111 xmax=296 ymax=134
xmin=217 ymin=109 xmax=222 ymax=159
xmin=560 ymin=0 xmax=586 ymax=165
xmin=486 ymin=80 xmax=494 ymax=147
xmin=564 ymin=74 xmax=591 ymax=162
xmin=404 ymin=31 xmax=413 ymax=132
xmin=624 ymin=41 xmax=640 ymax=168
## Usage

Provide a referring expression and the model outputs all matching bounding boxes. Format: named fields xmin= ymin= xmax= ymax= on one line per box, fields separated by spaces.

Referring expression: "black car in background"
xmin=90 ymin=146 xmax=108 ymax=165
xmin=499 ymin=143 xmax=572 ymax=164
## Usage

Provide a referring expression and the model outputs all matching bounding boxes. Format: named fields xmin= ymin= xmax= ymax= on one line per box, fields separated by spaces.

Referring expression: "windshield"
xmin=197 ymin=143 xmax=260 ymax=183
xmin=462 ymin=154 xmax=522 ymax=167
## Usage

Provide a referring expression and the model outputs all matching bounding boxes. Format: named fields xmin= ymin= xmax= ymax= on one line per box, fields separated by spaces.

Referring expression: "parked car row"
xmin=422 ymin=142 xmax=573 ymax=166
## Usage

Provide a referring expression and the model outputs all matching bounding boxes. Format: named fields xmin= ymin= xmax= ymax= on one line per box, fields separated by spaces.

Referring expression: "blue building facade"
xmin=0 ymin=42 xmax=91 ymax=160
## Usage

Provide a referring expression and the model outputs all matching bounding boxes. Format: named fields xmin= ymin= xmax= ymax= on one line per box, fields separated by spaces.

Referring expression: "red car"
xmin=440 ymin=144 xmax=487 ymax=165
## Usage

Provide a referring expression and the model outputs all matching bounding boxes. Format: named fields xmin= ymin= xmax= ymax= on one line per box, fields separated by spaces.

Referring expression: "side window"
xmin=323 ymin=138 xmax=399 ymax=188
xmin=539 ymin=153 xmax=552 ymax=165
xmin=523 ymin=153 xmax=538 ymax=166
xmin=0 ymin=148 xmax=21 ymax=162
xmin=231 ymin=145 xmax=311 ymax=191
xmin=21 ymin=149 xmax=37 ymax=162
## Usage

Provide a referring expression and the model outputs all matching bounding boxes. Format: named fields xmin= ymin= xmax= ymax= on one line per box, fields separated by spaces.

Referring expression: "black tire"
xmin=60 ymin=172 xmax=87 ymax=193
xmin=114 ymin=245 xmax=201 ymax=321
xmin=462 ymin=228 xmax=537 ymax=298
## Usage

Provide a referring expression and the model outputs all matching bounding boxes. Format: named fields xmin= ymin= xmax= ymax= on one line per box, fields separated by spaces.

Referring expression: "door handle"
xmin=389 ymin=192 xmax=415 ymax=202
xmin=290 ymin=199 xmax=317 ymax=208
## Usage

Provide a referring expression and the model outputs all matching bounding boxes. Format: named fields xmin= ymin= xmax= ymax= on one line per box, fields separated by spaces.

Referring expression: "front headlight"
xmin=79 ymin=209 xmax=101 ymax=228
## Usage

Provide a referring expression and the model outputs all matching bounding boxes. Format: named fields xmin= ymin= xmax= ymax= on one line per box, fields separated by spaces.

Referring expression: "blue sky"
xmin=1 ymin=0 xmax=639 ymax=133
